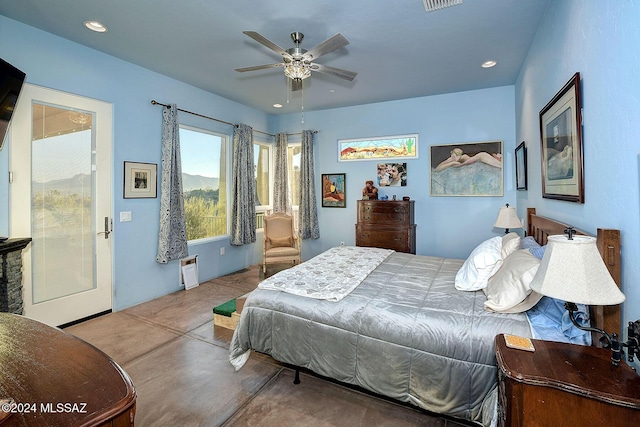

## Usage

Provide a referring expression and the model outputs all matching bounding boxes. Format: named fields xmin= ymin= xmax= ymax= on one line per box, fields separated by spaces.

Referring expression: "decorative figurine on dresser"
xmin=355 ymin=199 xmax=416 ymax=253
xmin=361 ymin=180 xmax=379 ymax=200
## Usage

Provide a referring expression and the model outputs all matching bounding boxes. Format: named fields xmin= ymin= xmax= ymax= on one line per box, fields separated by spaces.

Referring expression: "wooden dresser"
xmin=355 ymin=200 xmax=416 ymax=254
xmin=0 ymin=313 xmax=136 ymax=426
xmin=495 ymin=334 xmax=640 ymax=426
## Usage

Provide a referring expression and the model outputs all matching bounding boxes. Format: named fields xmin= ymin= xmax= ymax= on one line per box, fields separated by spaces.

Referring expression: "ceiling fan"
xmin=235 ymin=31 xmax=357 ymax=91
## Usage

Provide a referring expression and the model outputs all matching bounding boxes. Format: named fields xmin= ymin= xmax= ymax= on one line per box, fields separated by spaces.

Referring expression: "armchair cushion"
xmin=269 ymin=236 xmax=294 ymax=248
xmin=265 ymin=246 xmax=300 ymax=256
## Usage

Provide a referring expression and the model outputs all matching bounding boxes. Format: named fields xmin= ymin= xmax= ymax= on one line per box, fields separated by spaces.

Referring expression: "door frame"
xmin=9 ymin=84 xmax=113 ymax=326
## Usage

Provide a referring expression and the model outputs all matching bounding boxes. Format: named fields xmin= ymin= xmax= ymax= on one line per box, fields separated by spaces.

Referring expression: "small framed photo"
xmin=539 ymin=72 xmax=584 ymax=203
xmin=515 ymin=141 xmax=527 ymax=190
xmin=124 ymin=161 xmax=157 ymax=198
xmin=376 ymin=162 xmax=407 ymax=187
xmin=321 ymin=173 xmax=346 ymax=208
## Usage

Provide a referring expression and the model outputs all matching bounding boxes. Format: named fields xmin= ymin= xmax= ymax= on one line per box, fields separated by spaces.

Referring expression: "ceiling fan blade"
xmin=303 ymin=33 xmax=350 ymax=61
xmin=235 ymin=63 xmax=284 ymax=73
xmin=310 ymin=63 xmax=357 ymax=81
xmin=243 ymin=31 xmax=288 ymax=57
xmin=291 ymin=78 xmax=303 ymax=92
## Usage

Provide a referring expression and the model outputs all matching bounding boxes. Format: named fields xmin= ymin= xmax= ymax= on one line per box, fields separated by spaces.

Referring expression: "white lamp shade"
xmin=529 ymin=235 xmax=625 ymax=305
xmin=494 ymin=206 xmax=522 ymax=229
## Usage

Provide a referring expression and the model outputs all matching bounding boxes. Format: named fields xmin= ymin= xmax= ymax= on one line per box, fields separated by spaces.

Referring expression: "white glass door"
xmin=10 ymin=84 xmax=113 ymax=326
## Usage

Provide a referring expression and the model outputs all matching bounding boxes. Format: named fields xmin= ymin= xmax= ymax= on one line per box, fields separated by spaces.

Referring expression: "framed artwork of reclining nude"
xmin=430 ymin=141 xmax=503 ymax=196
xmin=539 ymin=72 xmax=584 ymax=203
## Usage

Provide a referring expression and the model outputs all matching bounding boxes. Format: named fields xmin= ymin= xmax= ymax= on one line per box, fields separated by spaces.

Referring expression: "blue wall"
xmin=514 ymin=0 xmax=640 ymax=368
xmin=0 ymin=16 xmax=271 ymax=310
xmin=276 ymin=87 xmax=518 ymax=261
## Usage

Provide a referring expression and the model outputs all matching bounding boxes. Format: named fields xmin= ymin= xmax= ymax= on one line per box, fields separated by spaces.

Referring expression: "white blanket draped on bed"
xmin=258 ymin=245 xmax=393 ymax=301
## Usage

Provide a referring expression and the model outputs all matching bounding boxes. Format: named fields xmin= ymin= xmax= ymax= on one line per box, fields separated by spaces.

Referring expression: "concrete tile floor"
xmin=65 ymin=264 xmax=472 ymax=427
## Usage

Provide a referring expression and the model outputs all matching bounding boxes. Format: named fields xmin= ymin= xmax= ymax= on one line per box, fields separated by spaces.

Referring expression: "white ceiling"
xmin=0 ymin=0 xmax=550 ymax=114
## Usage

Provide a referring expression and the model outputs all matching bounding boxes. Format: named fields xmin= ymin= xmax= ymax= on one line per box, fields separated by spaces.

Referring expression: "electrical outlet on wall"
xmin=220 ymin=247 xmax=225 ymax=256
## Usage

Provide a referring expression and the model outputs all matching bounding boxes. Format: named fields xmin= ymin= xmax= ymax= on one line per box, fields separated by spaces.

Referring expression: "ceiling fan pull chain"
xmin=287 ymin=77 xmax=291 ymax=104
xmin=301 ymin=83 xmax=305 ymax=124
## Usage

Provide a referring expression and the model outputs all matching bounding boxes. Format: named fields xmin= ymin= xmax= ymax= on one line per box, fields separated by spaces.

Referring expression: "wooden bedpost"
xmin=526 ymin=208 xmax=536 ymax=239
xmin=594 ymin=228 xmax=622 ymax=345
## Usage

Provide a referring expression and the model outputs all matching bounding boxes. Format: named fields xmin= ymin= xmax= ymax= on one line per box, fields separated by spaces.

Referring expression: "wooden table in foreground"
xmin=0 ymin=313 xmax=136 ymax=426
xmin=495 ymin=334 xmax=640 ymax=427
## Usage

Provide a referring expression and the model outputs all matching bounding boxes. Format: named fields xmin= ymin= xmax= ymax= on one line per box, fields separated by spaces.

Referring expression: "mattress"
xmin=230 ymin=251 xmax=533 ymax=425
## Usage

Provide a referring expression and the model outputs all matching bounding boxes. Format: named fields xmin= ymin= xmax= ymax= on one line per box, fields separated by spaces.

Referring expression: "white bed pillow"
xmin=501 ymin=232 xmax=521 ymax=258
xmin=455 ymin=236 xmax=503 ymax=291
xmin=484 ymin=249 xmax=543 ymax=313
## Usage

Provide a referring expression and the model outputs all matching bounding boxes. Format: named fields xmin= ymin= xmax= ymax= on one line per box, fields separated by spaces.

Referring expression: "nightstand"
xmin=495 ymin=334 xmax=640 ymax=426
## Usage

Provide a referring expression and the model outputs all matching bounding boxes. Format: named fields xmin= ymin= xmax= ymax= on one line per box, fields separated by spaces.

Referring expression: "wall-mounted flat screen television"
xmin=0 ymin=57 xmax=27 ymax=150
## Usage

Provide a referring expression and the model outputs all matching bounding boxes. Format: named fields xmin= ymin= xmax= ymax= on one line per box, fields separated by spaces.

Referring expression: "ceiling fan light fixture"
xmin=283 ymin=61 xmax=311 ymax=80
xmin=423 ymin=0 xmax=463 ymax=13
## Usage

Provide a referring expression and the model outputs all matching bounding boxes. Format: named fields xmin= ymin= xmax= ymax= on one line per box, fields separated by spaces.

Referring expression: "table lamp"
xmin=529 ymin=227 xmax=639 ymax=366
xmin=493 ymin=203 xmax=522 ymax=234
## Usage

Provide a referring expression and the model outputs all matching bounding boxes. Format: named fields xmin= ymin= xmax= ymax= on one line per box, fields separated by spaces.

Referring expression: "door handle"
xmin=97 ymin=217 xmax=112 ymax=239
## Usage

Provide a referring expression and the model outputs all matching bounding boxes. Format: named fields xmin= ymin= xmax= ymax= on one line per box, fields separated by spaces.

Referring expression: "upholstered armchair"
xmin=262 ymin=212 xmax=301 ymax=273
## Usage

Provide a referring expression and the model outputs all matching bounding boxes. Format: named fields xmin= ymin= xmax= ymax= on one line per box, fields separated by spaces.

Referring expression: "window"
xmin=179 ymin=126 xmax=228 ymax=241
xmin=254 ymin=141 xmax=272 ymax=229
xmin=288 ymin=144 xmax=301 ymax=208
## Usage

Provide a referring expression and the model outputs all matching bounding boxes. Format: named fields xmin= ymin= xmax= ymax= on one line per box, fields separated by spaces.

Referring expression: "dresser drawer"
xmin=358 ymin=201 xmax=414 ymax=225
xmin=356 ymin=225 xmax=416 ymax=253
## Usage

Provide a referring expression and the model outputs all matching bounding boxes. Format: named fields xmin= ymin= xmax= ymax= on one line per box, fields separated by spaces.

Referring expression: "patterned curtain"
xmin=156 ymin=104 xmax=189 ymax=263
xmin=230 ymin=123 xmax=256 ymax=245
xmin=299 ymin=130 xmax=320 ymax=239
xmin=273 ymin=132 xmax=290 ymax=214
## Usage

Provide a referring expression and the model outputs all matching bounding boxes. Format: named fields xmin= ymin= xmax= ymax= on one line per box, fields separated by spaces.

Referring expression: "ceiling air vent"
xmin=423 ymin=0 xmax=463 ymax=13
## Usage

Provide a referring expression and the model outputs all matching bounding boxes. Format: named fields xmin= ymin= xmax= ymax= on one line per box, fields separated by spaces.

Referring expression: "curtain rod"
xmin=150 ymin=100 xmax=316 ymax=138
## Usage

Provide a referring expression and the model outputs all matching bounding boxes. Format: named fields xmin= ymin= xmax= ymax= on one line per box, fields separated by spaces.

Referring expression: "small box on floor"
xmin=236 ymin=293 xmax=251 ymax=314
xmin=214 ymin=311 xmax=240 ymax=330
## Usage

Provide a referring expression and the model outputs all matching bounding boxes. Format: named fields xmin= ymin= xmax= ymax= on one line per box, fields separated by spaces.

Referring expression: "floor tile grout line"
xmin=219 ymin=366 xmax=286 ymax=427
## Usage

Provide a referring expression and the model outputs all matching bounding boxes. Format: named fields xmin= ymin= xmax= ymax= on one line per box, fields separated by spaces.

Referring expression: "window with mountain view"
xmin=179 ymin=126 xmax=227 ymax=241
xmin=288 ymin=144 xmax=301 ymax=207
xmin=254 ymin=141 xmax=271 ymax=229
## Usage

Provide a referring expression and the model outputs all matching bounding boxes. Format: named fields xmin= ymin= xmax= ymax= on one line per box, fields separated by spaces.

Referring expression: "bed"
xmin=229 ymin=209 xmax=621 ymax=426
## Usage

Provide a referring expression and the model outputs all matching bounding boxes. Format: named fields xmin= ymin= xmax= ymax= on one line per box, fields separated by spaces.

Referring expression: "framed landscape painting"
xmin=539 ymin=72 xmax=584 ymax=203
xmin=338 ymin=134 xmax=418 ymax=162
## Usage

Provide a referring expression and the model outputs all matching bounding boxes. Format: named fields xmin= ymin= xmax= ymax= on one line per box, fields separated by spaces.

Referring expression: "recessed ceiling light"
xmin=273 ymin=103 xmax=283 ymax=108
xmin=329 ymin=89 xmax=336 ymax=93
xmin=84 ymin=21 xmax=107 ymax=33
xmin=482 ymin=60 xmax=497 ymax=68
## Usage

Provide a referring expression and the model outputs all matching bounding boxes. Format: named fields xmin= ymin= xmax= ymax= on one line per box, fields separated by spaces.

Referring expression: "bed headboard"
xmin=527 ymin=208 xmax=621 ymax=347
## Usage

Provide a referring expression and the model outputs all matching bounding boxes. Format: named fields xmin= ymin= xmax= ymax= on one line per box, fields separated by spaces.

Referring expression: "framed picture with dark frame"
xmin=123 ymin=161 xmax=157 ymax=198
xmin=321 ymin=173 xmax=346 ymax=208
xmin=539 ymin=72 xmax=584 ymax=203
xmin=515 ymin=141 xmax=527 ymax=190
